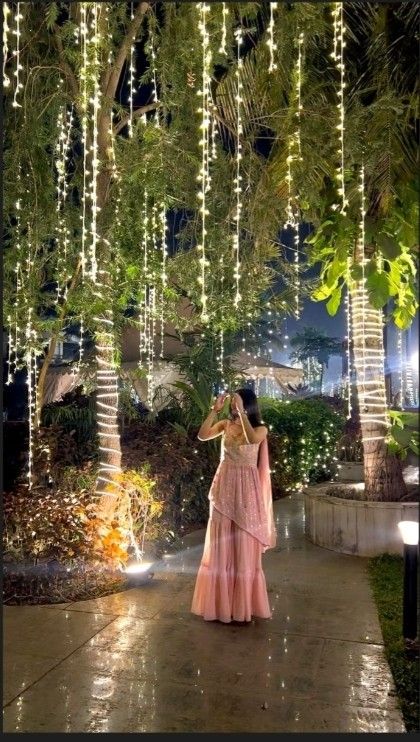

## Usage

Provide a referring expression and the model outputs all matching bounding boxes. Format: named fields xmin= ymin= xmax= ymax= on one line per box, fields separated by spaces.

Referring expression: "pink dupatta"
xmin=258 ymin=437 xmax=277 ymax=552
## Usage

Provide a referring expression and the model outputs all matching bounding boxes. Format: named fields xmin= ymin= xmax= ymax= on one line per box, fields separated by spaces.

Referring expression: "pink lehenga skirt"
xmin=191 ymin=442 xmax=275 ymax=623
xmin=191 ymin=505 xmax=271 ymax=623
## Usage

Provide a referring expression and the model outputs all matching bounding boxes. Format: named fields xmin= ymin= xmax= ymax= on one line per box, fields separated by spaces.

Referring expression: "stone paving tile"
xmin=3 ymin=652 xmax=62 ymax=706
xmin=3 ymin=606 xmax=115 ymax=661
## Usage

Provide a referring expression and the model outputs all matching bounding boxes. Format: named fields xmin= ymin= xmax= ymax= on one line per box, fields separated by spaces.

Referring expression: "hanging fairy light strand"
xmin=233 ymin=25 xmax=244 ymax=309
xmin=128 ymin=2 xmax=135 ymax=138
xmin=80 ymin=4 xmax=89 ymax=279
xmin=219 ymin=2 xmax=229 ymax=55
xmin=267 ymin=2 xmax=278 ymax=73
xmin=196 ymin=2 xmax=211 ymax=322
xmin=159 ymin=202 xmax=168 ymax=358
xmin=12 ymin=2 xmax=23 ymax=108
xmin=344 ymin=260 xmax=352 ymax=418
xmin=397 ymin=330 xmax=404 ymax=409
xmin=55 ymin=105 xmax=74 ymax=302
xmin=331 ymin=3 xmax=348 ymax=215
xmin=284 ymin=31 xmax=304 ymax=319
xmin=25 ymin=308 xmax=35 ymax=489
xmin=3 ymin=3 xmax=10 ymax=88
xmin=149 ymin=27 xmax=160 ymax=127
xmin=6 ymin=315 xmax=14 ymax=385
xmin=89 ymin=4 xmax=100 ymax=283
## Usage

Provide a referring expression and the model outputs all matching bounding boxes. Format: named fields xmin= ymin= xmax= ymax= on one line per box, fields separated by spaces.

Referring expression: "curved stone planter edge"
xmin=304 ymin=484 xmax=419 ymax=557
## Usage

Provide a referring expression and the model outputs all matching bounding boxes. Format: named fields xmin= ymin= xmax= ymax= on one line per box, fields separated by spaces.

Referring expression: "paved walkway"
xmin=3 ymin=493 xmax=405 ymax=733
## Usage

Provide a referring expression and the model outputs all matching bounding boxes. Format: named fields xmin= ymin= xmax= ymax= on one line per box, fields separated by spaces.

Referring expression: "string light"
xmin=25 ymin=308 xmax=35 ymax=489
xmin=149 ymin=27 xmax=160 ymax=127
xmin=344 ymin=259 xmax=352 ymax=418
xmin=159 ymin=202 xmax=168 ymax=358
xmin=351 ymin=164 xmax=389 ymax=442
xmin=94 ymin=309 xmax=122 ymax=508
xmin=55 ymin=104 xmax=74 ymax=302
xmin=12 ymin=2 xmax=23 ymax=108
xmin=14 ymin=169 xmax=23 ymax=369
xmin=3 ymin=3 xmax=10 ymax=88
xmin=89 ymin=4 xmax=101 ymax=283
xmin=6 ymin=316 xmax=14 ymax=385
xmin=284 ymin=31 xmax=304 ymax=318
xmin=397 ymin=330 xmax=404 ymax=409
xmin=219 ymin=2 xmax=229 ymax=55
xmin=147 ymin=287 xmax=156 ymax=408
xmin=80 ymin=5 xmax=89 ymax=279
xmin=196 ymin=2 xmax=211 ymax=323
xmin=267 ymin=2 xmax=278 ymax=73
xmin=233 ymin=25 xmax=244 ymax=309
xmin=331 ymin=3 xmax=348 ymax=214
xmin=128 ymin=2 xmax=135 ymax=138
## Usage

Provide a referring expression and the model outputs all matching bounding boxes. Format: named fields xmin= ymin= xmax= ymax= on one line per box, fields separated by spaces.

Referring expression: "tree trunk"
xmin=351 ymin=242 xmax=407 ymax=501
xmin=94 ymin=112 xmax=123 ymax=524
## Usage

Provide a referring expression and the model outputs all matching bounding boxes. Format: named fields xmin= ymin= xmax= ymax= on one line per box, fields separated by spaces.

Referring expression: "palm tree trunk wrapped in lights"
xmin=350 ymin=239 xmax=407 ymax=501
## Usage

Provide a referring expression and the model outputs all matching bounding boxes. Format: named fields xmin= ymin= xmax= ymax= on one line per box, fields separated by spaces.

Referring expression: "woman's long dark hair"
xmin=232 ymin=387 xmax=262 ymax=428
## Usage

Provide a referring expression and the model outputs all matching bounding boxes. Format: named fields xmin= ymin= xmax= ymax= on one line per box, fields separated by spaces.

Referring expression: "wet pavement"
xmin=3 ymin=493 xmax=405 ymax=732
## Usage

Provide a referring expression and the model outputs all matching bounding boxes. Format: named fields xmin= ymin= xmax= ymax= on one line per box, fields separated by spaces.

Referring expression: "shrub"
xmin=122 ymin=419 xmax=219 ymax=533
xmin=3 ymin=467 xmax=98 ymax=564
xmin=260 ymin=397 xmax=345 ymax=494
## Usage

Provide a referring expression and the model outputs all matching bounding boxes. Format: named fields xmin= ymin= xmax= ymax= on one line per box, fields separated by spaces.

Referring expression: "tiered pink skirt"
xmin=191 ymin=506 xmax=271 ymax=623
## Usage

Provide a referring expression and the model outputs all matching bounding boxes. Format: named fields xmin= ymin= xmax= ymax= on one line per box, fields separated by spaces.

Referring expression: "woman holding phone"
xmin=191 ymin=388 xmax=276 ymax=624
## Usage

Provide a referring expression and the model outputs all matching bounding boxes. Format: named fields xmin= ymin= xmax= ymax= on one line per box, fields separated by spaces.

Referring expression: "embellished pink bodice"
xmin=208 ymin=432 xmax=276 ymax=550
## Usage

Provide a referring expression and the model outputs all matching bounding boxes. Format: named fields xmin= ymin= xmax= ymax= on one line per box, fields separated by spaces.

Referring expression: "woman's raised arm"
xmin=197 ymin=394 xmax=227 ymax=441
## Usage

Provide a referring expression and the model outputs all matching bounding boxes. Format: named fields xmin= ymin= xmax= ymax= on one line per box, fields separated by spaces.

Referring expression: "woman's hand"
xmin=232 ymin=393 xmax=244 ymax=415
xmin=213 ymin=393 xmax=228 ymax=413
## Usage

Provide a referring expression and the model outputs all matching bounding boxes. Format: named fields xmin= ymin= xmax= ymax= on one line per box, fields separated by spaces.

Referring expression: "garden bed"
xmin=367 ymin=554 xmax=419 ymax=732
xmin=3 ymin=561 xmax=130 ymax=606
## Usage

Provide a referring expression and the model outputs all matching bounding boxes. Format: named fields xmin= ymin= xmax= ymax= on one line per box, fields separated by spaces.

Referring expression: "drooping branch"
xmin=103 ymin=1 xmax=151 ymax=103
xmin=36 ymin=260 xmax=83 ymax=426
xmin=113 ymin=103 xmax=160 ymax=135
xmin=52 ymin=24 xmax=80 ymax=106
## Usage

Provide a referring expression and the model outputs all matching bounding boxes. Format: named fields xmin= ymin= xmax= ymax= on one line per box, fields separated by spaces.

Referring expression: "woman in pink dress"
xmin=191 ymin=388 xmax=277 ymax=624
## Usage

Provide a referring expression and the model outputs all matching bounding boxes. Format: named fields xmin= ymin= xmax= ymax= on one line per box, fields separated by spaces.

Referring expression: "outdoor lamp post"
xmin=398 ymin=521 xmax=419 ymax=641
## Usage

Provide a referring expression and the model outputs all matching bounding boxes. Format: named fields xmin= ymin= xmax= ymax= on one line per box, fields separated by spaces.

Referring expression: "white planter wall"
xmin=305 ymin=485 xmax=419 ymax=557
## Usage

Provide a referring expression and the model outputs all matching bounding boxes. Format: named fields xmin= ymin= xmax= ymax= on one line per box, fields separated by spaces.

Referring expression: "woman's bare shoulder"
xmin=255 ymin=425 xmax=268 ymax=440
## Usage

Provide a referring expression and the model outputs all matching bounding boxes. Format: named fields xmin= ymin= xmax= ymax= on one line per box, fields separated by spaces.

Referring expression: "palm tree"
xmin=289 ymin=327 xmax=343 ymax=394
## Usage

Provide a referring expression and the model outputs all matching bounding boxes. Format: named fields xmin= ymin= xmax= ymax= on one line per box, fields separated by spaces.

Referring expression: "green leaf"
xmin=398 ymin=251 xmax=417 ymax=276
xmin=366 ymin=272 xmax=391 ymax=309
xmin=45 ymin=2 xmax=59 ymax=29
xmin=393 ymin=306 xmax=413 ymax=330
xmin=312 ymin=284 xmax=333 ymax=301
xmin=388 ymin=262 xmax=401 ymax=296
xmin=391 ymin=426 xmax=413 ymax=448
xmin=326 ymin=256 xmax=346 ymax=288
xmin=377 ymin=233 xmax=401 ymax=260
xmin=326 ymin=284 xmax=342 ymax=316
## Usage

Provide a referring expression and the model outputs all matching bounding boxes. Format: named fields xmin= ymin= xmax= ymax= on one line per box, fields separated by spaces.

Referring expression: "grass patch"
xmin=368 ymin=554 xmax=419 ymax=732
